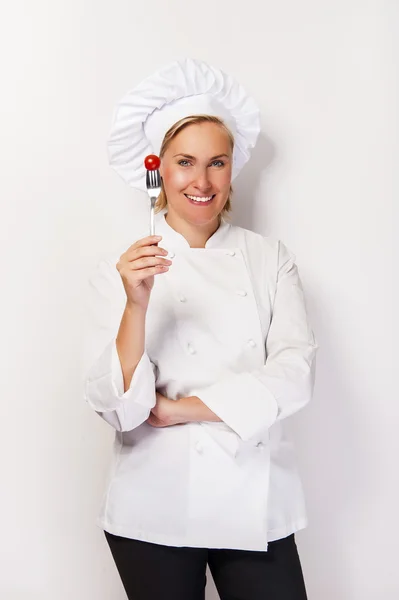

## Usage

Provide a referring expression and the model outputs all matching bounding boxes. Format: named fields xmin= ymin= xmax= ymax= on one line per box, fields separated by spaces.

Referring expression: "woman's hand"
xmin=116 ymin=235 xmax=172 ymax=311
xmin=146 ymin=392 xmax=185 ymax=428
xmin=146 ymin=393 xmax=222 ymax=427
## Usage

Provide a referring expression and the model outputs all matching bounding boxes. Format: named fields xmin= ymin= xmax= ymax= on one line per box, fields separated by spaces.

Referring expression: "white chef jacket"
xmin=84 ymin=210 xmax=318 ymax=551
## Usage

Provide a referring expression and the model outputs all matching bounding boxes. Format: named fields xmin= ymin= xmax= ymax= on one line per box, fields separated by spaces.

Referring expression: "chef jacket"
xmin=84 ymin=210 xmax=318 ymax=551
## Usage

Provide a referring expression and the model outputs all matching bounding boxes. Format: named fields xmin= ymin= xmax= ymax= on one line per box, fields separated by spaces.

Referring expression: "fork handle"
xmin=150 ymin=197 xmax=156 ymax=236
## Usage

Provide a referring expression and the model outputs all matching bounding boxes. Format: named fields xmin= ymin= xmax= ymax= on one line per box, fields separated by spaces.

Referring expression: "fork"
xmin=146 ymin=169 xmax=162 ymax=236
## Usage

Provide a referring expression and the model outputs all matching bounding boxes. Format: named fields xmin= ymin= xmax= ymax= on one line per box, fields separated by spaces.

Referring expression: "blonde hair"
xmin=154 ymin=115 xmax=234 ymax=217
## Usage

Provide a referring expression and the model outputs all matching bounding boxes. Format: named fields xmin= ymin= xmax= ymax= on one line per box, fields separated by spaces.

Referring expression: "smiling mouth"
xmin=184 ymin=194 xmax=216 ymax=204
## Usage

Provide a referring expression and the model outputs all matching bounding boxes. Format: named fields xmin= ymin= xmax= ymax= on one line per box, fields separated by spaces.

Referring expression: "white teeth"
xmin=186 ymin=195 xmax=213 ymax=202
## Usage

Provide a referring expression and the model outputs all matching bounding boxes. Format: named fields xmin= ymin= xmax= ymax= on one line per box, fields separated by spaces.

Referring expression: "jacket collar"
xmin=155 ymin=210 xmax=232 ymax=250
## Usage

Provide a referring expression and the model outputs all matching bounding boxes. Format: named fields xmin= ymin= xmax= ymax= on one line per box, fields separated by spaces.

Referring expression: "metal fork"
xmin=146 ymin=169 xmax=162 ymax=236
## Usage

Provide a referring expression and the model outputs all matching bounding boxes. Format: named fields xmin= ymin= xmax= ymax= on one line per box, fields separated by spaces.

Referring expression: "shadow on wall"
xmin=291 ymin=313 xmax=372 ymax=599
xmin=230 ymin=132 xmax=276 ymax=232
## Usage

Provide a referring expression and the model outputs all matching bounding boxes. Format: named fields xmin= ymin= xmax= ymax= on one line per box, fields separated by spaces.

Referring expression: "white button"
xmin=195 ymin=441 xmax=204 ymax=454
xmin=187 ymin=344 xmax=196 ymax=355
xmin=256 ymin=442 xmax=264 ymax=450
xmin=236 ymin=289 xmax=247 ymax=297
xmin=168 ymin=251 xmax=175 ymax=258
xmin=226 ymin=250 xmax=236 ymax=256
xmin=247 ymin=339 xmax=256 ymax=348
xmin=179 ymin=295 xmax=187 ymax=302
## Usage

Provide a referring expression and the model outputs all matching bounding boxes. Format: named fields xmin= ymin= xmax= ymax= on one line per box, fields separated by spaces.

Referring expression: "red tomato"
xmin=144 ymin=155 xmax=161 ymax=170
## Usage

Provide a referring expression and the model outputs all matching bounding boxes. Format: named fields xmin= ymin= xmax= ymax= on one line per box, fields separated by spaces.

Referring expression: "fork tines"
xmin=146 ymin=169 xmax=161 ymax=195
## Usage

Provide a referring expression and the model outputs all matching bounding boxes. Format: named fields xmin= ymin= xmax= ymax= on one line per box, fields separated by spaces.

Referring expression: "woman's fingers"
xmin=125 ymin=245 xmax=169 ymax=262
xmin=129 ymin=256 xmax=172 ymax=271
xmin=127 ymin=235 xmax=163 ymax=253
xmin=117 ymin=237 xmax=172 ymax=277
xmin=118 ymin=264 xmax=169 ymax=281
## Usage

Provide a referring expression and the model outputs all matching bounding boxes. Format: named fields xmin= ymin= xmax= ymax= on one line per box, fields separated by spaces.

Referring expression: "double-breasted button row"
xmin=174 ymin=269 xmax=253 ymax=357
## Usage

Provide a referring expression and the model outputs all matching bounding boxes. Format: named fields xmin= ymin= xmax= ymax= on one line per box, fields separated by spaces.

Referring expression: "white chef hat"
xmin=107 ymin=58 xmax=260 ymax=192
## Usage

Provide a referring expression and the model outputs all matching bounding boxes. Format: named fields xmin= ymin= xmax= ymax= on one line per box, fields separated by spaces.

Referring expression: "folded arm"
xmin=186 ymin=241 xmax=318 ymax=443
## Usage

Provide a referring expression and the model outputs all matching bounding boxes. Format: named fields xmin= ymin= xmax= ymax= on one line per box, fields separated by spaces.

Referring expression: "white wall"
xmin=0 ymin=1 xmax=396 ymax=598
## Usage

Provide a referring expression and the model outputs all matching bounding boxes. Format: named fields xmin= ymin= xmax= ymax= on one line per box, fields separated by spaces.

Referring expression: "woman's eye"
xmin=177 ymin=159 xmax=225 ymax=167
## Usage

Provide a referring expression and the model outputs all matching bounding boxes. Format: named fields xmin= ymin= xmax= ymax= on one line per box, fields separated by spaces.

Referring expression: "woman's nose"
xmin=193 ymin=169 xmax=212 ymax=191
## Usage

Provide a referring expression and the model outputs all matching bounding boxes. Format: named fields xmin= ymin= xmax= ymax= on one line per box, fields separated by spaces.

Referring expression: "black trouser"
xmin=104 ymin=531 xmax=308 ymax=600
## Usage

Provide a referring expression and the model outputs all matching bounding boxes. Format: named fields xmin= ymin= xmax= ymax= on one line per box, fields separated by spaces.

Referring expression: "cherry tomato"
xmin=144 ymin=155 xmax=161 ymax=170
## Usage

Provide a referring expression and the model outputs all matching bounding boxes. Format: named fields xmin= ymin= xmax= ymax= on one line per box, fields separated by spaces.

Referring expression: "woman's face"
xmin=160 ymin=122 xmax=233 ymax=226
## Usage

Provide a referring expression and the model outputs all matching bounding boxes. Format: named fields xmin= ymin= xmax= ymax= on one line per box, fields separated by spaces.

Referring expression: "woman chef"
xmin=84 ymin=58 xmax=318 ymax=599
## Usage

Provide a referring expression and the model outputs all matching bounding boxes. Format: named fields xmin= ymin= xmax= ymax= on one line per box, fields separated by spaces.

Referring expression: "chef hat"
xmin=107 ymin=58 xmax=260 ymax=192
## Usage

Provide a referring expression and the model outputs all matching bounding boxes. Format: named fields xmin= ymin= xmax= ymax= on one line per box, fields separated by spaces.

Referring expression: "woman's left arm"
xmin=167 ymin=241 xmax=318 ymax=442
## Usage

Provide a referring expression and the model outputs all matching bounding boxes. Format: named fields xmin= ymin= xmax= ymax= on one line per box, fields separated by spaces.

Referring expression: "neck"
xmin=165 ymin=209 xmax=221 ymax=248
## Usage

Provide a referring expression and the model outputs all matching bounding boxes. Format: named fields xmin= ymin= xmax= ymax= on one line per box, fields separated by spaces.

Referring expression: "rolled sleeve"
xmin=83 ymin=259 xmax=157 ymax=432
xmin=191 ymin=241 xmax=318 ymax=444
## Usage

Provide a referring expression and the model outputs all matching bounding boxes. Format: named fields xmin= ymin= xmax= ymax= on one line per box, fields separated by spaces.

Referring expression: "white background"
xmin=0 ymin=1 xmax=397 ymax=598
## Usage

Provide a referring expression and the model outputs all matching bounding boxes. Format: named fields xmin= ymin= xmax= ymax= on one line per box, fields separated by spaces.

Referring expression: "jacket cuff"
xmin=84 ymin=339 xmax=156 ymax=413
xmin=191 ymin=372 xmax=278 ymax=443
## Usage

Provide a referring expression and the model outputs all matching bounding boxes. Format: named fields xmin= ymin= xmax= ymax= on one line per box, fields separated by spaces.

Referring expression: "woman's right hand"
xmin=116 ymin=235 xmax=172 ymax=311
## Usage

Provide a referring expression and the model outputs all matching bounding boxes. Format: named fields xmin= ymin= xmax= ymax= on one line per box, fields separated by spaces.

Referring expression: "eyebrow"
xmin=172 ymin=153 xmax=230 ymax=160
